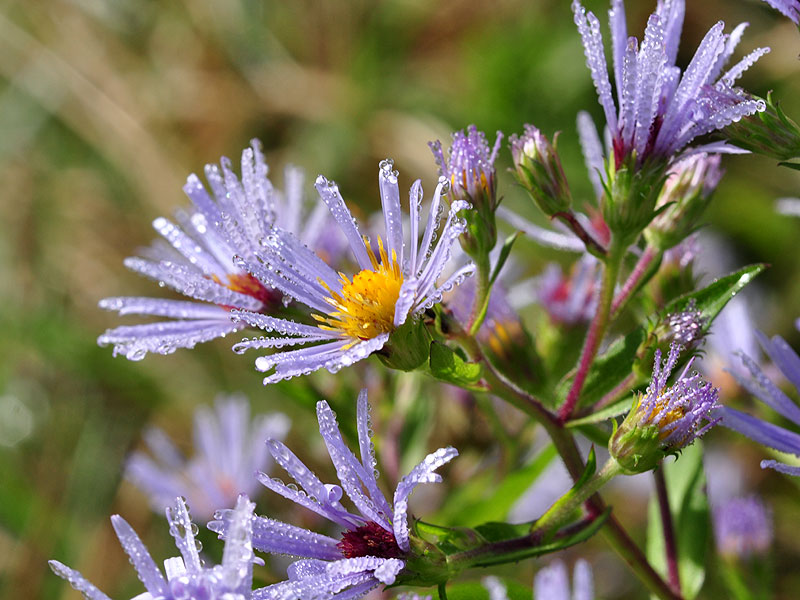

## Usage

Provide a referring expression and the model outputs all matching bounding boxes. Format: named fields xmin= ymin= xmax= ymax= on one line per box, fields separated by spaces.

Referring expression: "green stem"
xmin=531 ymin=458 xmax=621 ymax=540
xmin=438 ymin=582 xmax=448 ymax=600
xmin=558 ymin=240 xmax=625 ymax=422
xmin=467 ymin=254 xmax=491 ymax=337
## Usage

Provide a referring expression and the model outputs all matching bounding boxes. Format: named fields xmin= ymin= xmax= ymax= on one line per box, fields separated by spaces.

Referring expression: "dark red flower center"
xmin=337 ymin=521 xmax=404 ymax=559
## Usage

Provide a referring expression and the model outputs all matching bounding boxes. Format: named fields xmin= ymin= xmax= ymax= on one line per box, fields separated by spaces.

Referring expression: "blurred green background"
xmin=1 ymin=0 xmax=800 ymax=598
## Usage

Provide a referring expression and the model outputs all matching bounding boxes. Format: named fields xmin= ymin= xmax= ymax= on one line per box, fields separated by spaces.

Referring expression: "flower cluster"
xmin=713 ymin=495 xmax=773 ymax=559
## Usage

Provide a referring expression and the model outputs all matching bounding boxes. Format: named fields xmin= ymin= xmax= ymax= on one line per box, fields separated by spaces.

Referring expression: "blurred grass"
xmin=1 ymin=0 xmax=800 ymax=598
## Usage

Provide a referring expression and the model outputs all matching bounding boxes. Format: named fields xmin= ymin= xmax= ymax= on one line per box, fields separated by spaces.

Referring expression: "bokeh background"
xmin=1 ymin=0 xmax=800 ymax=598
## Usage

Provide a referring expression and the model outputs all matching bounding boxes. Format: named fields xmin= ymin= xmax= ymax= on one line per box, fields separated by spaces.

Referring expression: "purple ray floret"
xmin=231 ymin=159 xmax=474 ymax=384
xmin=762 ymin=0 xmax=800 ymax=25
xmin=98 ymin=140 xmax=341 ymax=360
xmin=50 ymin=495 xmax=259 ymax=600
xmin=718 ymin=332 xmax=800 ymax=476
xmin=572 ymin=0 xmax=767 ymax=168
xmin=126 ymin=394 xmax=290 ymax=519
xmin=209 ymin=389 xmax=458 ymax=600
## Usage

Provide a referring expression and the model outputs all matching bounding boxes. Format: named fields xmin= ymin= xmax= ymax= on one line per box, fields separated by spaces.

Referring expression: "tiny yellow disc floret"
xmin=315 ymin=237 xmax=404 ymax=342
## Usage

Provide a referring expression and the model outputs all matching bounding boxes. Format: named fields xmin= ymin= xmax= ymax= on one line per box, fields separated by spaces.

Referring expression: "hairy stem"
xmin=654 ymin=467 xmax=682 ymax=594
xmin=611 ymin=245 xmax=662 ymax=319
xmin=559 ymin=241 xmax=625 ymax=422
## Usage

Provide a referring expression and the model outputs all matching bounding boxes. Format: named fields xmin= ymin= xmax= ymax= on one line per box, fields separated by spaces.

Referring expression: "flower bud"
xmin=645 ymin=154 xmax=723 ymax=251
xmin=510 ymin=125 xmax=573 ymax=217
xmin=430 ymin=125 xmax=503 ymax=260
xmin=610 ymin=343 xmax=720 ymax=474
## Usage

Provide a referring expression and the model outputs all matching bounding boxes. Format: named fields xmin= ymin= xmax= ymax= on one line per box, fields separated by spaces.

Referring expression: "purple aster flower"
xmin=718 ymin=332 xmax=800 ymax=476
xmin=98 ymin=140 xmax=342 ymax=361
xmin=572 ymin=0 xmax=767 ymax=168
xmin=231 ymin=159 xmax=474 ymax=384
xmin=50 ymin=495 xmax=258 ymax=600
xmin=126 ymin=394 xmax=290 ymax=520
xmin=610 ymin=342 xmax=721 ymax=473
xmin=762 ymin=0 xmax=800 ymax=25
xmin=210 ymin=389 xmax=458 ymax=599
xmin=535 ymin=255 xmax=600 ymax=326
xmin=534 ymin=560 xmax=594 ymax=600
xmin=662 ymin=234 xmax=699 ymax=269
xmin=712 ymin=495 xmax=773 ymax=559
xmin=429 ymin=125 xmax=503 ymax=204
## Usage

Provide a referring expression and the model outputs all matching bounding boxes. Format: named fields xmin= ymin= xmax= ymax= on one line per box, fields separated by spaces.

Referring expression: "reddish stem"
xmin=611 ymin=246 xmax=658 ymax=318
xmin=654 ymin=467 xmax=682 ymax=595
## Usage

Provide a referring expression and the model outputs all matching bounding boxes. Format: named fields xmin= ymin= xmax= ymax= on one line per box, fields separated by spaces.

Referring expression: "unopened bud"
xmin=645 ymin=154 xmax=723 ymax=251
xmin=510 ymin=125 xmax=572 ymax=217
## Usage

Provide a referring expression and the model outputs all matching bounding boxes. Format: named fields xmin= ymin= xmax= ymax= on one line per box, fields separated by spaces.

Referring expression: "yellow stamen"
xmin=637 ymin=394 xmax=687 ymax=440
xmin=316 ymin=237 xmax=404 ymax=342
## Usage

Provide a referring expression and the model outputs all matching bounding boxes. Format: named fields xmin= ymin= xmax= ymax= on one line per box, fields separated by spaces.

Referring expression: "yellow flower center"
xmin=314 ymin=237 xmax=404 ymax=342
xmin=639 ymin=394 xmax=687 ymax=441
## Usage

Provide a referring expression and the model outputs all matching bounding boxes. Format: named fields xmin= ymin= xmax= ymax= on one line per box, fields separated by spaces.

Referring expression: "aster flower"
xmin=718 ymin=331 xmax=800 ymax=476
xmin=50 ymin=495 xmax=258 ymax=600
xmin=713 ymin=495 xmax=773 ymax=559
xmin=534 ymin=560 xmax=594 ymax=600
xmin=231 ymin=159 xmax=474 ymax=384
xmin=210 ymin=389 xmax=458 ymax=600
xmin=610 ymin=342 xmax=720 ymax=473
xmin=98 ymin=140 xmax=342 ymax=360
xmin=572 ymin=0 xmax=767 ymax=168
xmin=126 ymin=394 xmax=290 ymax=520
xmin=762 ymin=0 xmax=800 ymax=25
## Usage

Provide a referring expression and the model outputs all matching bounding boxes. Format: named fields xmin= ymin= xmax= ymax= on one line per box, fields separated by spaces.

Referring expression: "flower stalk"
xmin=654 ymin=466 xmax=682 ymax=594
xmin=559 ymin=238 xmax=626 ymax=422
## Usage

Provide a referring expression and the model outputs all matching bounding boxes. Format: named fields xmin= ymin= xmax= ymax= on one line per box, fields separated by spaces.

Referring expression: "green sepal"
xmin=428 ymin=342 xmax=484 ymax=390
xmin=377 ymin=318 xmax=432 ymax=371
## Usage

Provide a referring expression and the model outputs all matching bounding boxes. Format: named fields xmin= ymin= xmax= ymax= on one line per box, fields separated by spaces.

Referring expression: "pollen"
xmin=640 ymin=393 xmax=687 ymax=441
xmin=315 ymin=237 xmax=404 ymax=341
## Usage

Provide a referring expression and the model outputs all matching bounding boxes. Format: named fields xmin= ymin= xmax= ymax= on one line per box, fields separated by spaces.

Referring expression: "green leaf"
xmin=428 ymin=342 xmax=484 ymax=389
xmin=778 ymin=161 xmax=800 ymax=171
xmin=490 ymin=230 xmax=522 ymax=286
xmin=436 ymin=444 xmax=558 ymax=526
xmin=660 ymin=263 xmax=765 ymax=336
xmin=646 ymin=443 xmax=710 ymax=600
xmin=567 ymin=396 xmax=633 ymax=427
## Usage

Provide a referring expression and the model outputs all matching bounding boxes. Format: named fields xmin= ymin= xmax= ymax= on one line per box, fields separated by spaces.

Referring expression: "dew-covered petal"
xmin=392 ymin=447 xmax=458 ymax=552
xmin=110 ymin=515 xmax=168 ymax=596
xmin=48 ymin=561 xmax=112 ymax=600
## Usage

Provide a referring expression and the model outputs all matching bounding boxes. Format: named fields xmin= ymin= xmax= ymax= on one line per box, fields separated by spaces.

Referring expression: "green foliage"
xmin=428 ymin=342 xmax=484 ymax=389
